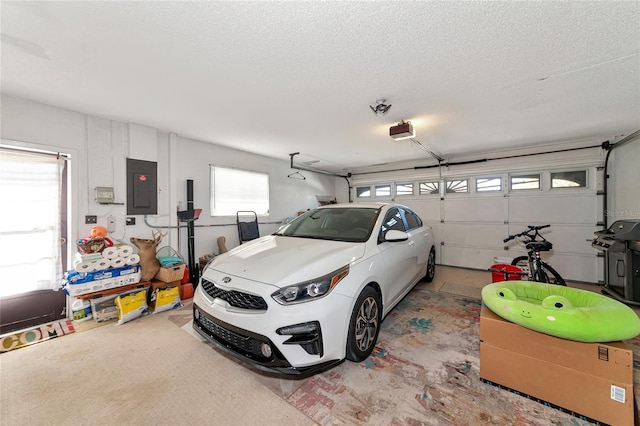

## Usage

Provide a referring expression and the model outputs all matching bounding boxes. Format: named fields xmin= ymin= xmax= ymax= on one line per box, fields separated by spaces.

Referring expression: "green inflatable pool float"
xmin=481 ymin=281 xmax=640 ymax=342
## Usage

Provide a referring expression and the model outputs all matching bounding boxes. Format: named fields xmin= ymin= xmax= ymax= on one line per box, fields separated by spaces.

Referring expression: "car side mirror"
xmin=385 ymin=230 xmax=409 ymax=242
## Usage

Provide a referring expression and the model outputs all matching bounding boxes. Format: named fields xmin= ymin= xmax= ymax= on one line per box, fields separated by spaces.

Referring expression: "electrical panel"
xmin=126 ymin=158 xmax=157 ymax=215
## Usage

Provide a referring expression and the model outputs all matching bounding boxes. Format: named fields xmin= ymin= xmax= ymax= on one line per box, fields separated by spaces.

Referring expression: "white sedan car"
xmin=193 ymin=203 xmax=435 ymax=375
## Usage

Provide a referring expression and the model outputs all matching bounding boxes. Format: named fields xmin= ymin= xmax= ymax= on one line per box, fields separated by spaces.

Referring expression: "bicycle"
xmin=501 ymin=224 xmax=566 ymax=285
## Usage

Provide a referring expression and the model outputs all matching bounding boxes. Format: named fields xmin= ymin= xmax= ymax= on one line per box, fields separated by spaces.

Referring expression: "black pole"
xmin=186 ymin=180 xmax=200 ymax=286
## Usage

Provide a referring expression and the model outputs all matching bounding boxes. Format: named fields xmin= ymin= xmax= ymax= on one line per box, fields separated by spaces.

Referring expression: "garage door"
xmin=351 ymin=145 xmax=604 ymax=283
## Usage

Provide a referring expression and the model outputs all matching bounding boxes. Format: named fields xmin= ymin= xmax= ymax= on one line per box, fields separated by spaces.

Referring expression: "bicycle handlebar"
xmin=503 ymin=224 xmax=551 ymax=243
xmin=527 ymin=224 xmax=550 ymax=230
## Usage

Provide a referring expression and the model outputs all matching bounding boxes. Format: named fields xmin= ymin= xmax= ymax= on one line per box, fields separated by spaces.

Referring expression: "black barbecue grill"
xmin=592 ymin=220 xmax=640 ymax=305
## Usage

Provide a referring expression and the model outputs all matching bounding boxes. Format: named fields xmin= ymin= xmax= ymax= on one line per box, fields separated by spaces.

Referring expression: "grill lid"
xmin=595 ymin=220 xmax=640 ymax=242
xmin=592 ymin=220 xmax=640 ymax=252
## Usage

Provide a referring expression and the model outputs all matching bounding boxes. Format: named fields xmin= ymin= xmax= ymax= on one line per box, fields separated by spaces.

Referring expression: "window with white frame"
xmin=510 ymin=174 xmax=540 ymax=190
xmin=476 ymin=177 xmax=502 ymax=192
xmin=445 ymin=179 xmax=468 ymax=193
xmin=210 ymin=165 xmax=269 ymax=216
xmin=551 ymin=170 xmax=587 ymax=188
xmin=356 ymin=186 xmax=371 ymax=198
xmin=395 ymin=182 xmax=414 ymax=196
xmin=375 ymin=184 xmax=391 ymax=197
xmin=419 ymin=181 xmax=440 ymax=195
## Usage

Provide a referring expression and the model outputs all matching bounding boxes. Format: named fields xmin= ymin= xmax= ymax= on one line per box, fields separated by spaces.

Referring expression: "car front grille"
xmin=196 ymin=312 xmax=264 ymax=358
xmin=201 ymin=278 xmax=268 ymax=310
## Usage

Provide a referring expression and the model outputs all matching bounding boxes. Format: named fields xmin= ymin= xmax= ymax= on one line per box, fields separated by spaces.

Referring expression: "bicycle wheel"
xmin=511 ymin=256 xmax=530 ymax=280
xmin=540 ymin=262 xmax=566 ymax=286
xmin=532 ymin=266 xmax=549 ymax=283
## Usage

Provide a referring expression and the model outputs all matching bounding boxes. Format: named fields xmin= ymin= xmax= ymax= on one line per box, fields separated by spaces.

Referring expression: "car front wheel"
xmin=346 ymin=286 xmax=381 ymax=362
xmin=423 ymin=247 xmax=436 ymax=282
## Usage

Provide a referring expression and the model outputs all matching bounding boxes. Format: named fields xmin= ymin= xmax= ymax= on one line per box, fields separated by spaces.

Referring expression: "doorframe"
xmin=0 ymin=139 xmax=77 ymax=334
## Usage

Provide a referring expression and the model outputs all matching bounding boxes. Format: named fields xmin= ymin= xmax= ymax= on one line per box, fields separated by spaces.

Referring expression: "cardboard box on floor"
xmin=149 ymin=279 xmax=180 ymax=292
xmin=479 ymin=305 xmax=636 ymax=425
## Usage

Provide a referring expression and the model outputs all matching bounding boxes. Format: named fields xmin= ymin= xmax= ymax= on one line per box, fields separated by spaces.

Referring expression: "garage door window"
xmin=510 ymin=174 xmax=540 ymax=190
xmin=476 ymin=177 xmax=502 ymax=192
xmin=210 ymin=166 xmax=269 ymax=216
xmin=445 ymin=179 xmax=468 ymax=193
xmin=551 ymin=170 xmax=587 ymax=188
xmin=395 ymin=183 xmax=414 ymax=196
xmin=356 ymin=186 xmax=371 ymax=198
xmin=375 ymin=184 xmax=391 ymax=197
xmin=419 ymin=181 xmax=440 ymax=195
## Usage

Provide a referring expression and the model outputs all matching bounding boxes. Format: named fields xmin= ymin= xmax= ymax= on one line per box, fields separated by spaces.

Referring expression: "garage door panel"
xmin=404 ymin=198 xmax=440 ymax=223
xmin=508 ymin=194 xmax=597 ymax=224
xmin=444 ymin=223 xmax=506 ymax=250
xmin=442 ymin=246 xmax=506 ymax=271
xmin=445 ymin=196 xmax=504 ymax=222
xmin=506 ymin=251 xmax=598 ymax=283
xmin=548 ymin=225 xmax=598 ymax=255
xmin=505 ymin=224 xmax=598 ymax=256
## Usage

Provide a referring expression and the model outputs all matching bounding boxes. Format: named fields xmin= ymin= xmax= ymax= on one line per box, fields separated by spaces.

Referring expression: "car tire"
xmin=346 ymin=286 xmax=382 ymax=362
xmin=423 ymin=247 xmax=436 ymax=282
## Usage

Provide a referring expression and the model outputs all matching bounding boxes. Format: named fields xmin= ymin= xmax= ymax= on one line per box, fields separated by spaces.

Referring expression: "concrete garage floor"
xmin=2 ymin=265 xmax=634 ymax=425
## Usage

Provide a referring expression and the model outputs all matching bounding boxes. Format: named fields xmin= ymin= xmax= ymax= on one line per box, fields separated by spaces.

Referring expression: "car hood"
xmin=209 ymin=235 xmax=366 ymax=287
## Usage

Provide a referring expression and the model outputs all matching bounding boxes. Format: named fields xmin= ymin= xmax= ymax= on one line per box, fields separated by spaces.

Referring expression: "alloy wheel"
xmin=354 ymin=296 xmax=379 ymax=352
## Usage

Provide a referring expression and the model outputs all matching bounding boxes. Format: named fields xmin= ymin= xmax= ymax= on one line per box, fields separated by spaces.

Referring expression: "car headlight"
xmin=271 ymin=265 xmax=349 ymax=305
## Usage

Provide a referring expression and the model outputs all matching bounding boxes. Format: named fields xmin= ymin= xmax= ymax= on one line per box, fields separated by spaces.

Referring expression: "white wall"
xmin=607 ymin=135 xmax=640 ymax=224
xmin=1 ymin=95 xmax=341 ymax=268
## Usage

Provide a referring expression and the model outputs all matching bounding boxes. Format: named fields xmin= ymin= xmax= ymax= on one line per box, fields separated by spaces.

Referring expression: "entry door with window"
xmin=0 ymin=147 xmax=68 ymax=334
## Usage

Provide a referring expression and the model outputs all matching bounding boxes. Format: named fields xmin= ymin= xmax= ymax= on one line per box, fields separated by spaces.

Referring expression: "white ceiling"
xmin=2 ymin=1 xmax=639 ymax=174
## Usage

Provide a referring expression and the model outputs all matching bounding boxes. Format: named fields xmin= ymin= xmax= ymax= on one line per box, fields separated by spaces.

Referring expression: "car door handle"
xmin=408 ymin=241 xmax=415 ymax=247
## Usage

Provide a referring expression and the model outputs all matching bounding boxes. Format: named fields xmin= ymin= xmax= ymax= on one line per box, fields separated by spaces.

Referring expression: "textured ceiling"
xmin=2 ymin=1 xmax=639 ymax=173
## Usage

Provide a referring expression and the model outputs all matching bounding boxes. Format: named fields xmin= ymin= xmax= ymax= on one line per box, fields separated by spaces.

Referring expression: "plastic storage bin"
xmin=490 ymin=263 xmax=523 ymax=283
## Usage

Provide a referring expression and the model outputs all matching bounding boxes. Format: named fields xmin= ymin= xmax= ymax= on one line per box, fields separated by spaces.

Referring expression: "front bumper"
xmin=193 ymin=267 xmax=356 ymax=375
xmin=193 ymin=304 xmax=342 ymax=375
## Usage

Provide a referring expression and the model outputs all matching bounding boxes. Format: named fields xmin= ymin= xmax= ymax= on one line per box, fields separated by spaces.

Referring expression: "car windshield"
xmin=276 ymin=207 xmax=380 ymax=242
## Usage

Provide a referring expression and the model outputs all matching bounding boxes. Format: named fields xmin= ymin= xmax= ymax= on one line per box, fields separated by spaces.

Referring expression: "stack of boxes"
xmin=62 ymin=245 xmax=194 ymax=325
xmin=63 ymin=265 xmax=142 ymax=298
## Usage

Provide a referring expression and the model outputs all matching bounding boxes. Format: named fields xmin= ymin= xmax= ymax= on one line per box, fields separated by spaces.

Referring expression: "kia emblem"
xmin=222 ymin=277 xmax=231 ymax=284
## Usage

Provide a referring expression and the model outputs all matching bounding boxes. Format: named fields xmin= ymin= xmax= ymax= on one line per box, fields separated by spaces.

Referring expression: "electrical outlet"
xmin=126 ymin=217 xmax=136 ymax=226
xmin=107 ymin=215 xmax=116 ymax=233
xmin=85 ymin=215 xmax=97 ymax=224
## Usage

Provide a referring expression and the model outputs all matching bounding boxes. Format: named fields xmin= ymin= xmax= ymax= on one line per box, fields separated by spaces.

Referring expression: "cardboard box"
xmin=63 ymin=265 xmax=141 ymax=297
xmin=63 ymin=264 xmax=141 ymax=285
xmin=149 ymin=279 xmax=180 ymax=292
xmin=479 ymin=306 xmax=635 ymax=425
